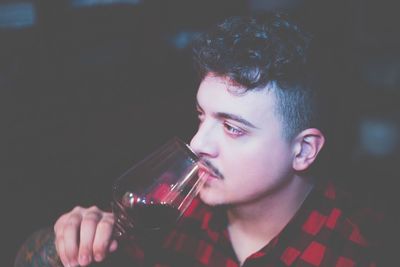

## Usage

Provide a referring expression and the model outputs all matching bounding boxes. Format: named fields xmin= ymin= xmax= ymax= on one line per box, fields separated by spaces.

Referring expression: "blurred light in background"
xmin=248 ymin=0 xmax=305 ymax=11
xmin=71 ymin=0 xmax=142 ymax=8
xmin=359 ymin=117 xmax=400 ymax=157
xmin=166 ymin=31 xmax=199 ymax=50
xmin=362 ymin=57 xmax=400 ymax=89
xmin=0 ymin=2 xmax=36 ymax=29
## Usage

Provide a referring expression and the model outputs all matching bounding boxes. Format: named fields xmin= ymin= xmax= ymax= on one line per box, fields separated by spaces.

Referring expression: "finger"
xmin=54 ymin=212 xmax=68 ymax=234
xmin=93 ymin=213 xmax=115 ymax=262
xmin=78 ymin=211 xmax=102 ymax=266
xmin=55 ymin=231 xmax=69 ymax=267
xmin=109 ymin=239 xmax=118 ymax=252
xmin=54 ymin=215 xmax=70 ymax=267
xmin=63 ymin=212 xmax=82 ymax=267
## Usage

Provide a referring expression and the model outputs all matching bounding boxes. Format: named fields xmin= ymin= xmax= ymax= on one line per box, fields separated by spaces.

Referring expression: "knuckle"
xmin=88 ymin=205 xmax=100 ymax=212
xmin=72 ymin=205 xmax=84 ymax=213
xmin=54 ymin=213 xmax=68 ymax=231
xmin=83 ymin=212 xmax=101 ymax=223
xmin=72 ymin=206 xmax=80 ymax=212
xmin=66 ymin=214 xmax=82 ymax=227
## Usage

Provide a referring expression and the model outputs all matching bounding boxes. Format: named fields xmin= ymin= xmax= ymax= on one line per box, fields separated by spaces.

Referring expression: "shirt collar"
xmin=200 ymin=181 xmax=339 ymax=265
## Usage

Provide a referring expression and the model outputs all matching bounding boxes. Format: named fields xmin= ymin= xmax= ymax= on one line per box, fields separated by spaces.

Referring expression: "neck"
xmin=228 ymin=175 xmax=313 ymax=232
xmin=226 ymin=175 xmax=314 ymax=263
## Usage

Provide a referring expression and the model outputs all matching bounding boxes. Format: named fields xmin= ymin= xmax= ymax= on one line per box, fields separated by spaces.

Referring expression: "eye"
xmin=223 ymin=122 xmax=245 ymax=137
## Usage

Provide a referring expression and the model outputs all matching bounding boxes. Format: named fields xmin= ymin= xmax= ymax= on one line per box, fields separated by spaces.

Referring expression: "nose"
xmin=190 ymin=123 xmax=218 ymax=158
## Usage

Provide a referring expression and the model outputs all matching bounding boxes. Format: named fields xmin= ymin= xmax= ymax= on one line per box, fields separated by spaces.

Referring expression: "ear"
xmin=292 ymin=128 xmax=325 ymax=172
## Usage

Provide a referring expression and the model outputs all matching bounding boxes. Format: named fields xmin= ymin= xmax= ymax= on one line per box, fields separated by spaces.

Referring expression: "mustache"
xmin=200 ymin=159 xmax=224 ymax=179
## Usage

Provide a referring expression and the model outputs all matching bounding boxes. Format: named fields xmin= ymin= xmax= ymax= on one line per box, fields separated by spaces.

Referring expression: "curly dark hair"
xmin=192 ymin=12 xmax=323 ymax=140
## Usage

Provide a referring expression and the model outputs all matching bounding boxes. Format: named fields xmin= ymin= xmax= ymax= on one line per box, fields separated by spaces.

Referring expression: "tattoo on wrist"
xmin=14 ymin=227 xmax=63 ymax=267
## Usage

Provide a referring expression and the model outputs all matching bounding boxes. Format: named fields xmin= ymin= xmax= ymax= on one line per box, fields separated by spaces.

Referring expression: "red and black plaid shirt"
xmin=123 ymin=181 xmax=383 ymax=266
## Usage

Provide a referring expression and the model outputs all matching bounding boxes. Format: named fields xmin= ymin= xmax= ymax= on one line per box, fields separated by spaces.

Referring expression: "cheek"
xmin=225 ymin=142 xmax=292 ymax=186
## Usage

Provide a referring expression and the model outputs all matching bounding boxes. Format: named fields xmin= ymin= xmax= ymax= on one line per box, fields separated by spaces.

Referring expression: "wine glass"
xmin=111 ymin=137 xmax=215 ymax=241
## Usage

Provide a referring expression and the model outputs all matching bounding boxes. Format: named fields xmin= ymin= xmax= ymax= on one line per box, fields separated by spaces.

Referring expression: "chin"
xmin=199 ymin=187 xmax=226 ymax=207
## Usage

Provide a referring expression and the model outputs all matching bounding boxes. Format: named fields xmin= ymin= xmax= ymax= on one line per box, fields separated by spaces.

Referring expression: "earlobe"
xmin=292 ymin=129 xmax=325 ymax=172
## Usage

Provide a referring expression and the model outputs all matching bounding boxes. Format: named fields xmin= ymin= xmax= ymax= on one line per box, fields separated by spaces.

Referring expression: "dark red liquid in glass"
xmin=112 ymin=199 xmax=180 ymax=240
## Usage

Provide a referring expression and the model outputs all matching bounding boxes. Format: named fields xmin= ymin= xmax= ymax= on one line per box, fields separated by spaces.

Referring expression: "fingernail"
xmin=79 ymin=255 xmax=89 ymax=266
xmin=94 ymin=253 xmax=104 ymax=262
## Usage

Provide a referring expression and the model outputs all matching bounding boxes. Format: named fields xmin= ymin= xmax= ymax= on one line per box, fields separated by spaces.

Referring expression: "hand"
xmin=54 ymin=206 xmax=118 ymax=267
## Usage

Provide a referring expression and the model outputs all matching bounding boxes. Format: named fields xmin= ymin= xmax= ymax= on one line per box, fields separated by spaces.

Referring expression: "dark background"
xmin=2 ymin=0 xmax=399 ymax=265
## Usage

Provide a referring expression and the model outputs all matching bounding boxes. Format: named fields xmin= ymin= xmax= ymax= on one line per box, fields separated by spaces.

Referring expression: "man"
xmin=16 ymin=12 xmax=382 ymax=267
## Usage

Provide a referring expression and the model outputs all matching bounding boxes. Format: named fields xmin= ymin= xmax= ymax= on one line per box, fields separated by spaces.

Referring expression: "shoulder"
xmin=307 ymin=181 xmax=385 ymax=265
xmin=321 ymin=182 xmax=383 ymax=245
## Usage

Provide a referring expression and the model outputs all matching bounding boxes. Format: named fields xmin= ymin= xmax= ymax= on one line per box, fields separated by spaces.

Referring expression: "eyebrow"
xmin=216 ymin=112 xmax=258 ymax=129
xmin=196 ymin=102 xmax=259 ymax=129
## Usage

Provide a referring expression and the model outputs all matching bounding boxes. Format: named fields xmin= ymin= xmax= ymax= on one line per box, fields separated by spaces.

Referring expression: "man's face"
xmin=190 ymin=75 xmax=295 ymax=207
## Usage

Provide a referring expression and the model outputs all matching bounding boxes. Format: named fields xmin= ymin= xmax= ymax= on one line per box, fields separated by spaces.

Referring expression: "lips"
xmin=199 ymin=160 xmax=223 ymax=179
xmin=198 ymin=167 xmax=219 ymax=182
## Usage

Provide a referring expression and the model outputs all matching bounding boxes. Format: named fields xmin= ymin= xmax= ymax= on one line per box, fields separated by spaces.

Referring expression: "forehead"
xmin=197 ymin=75 xmax=277 ymax=124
